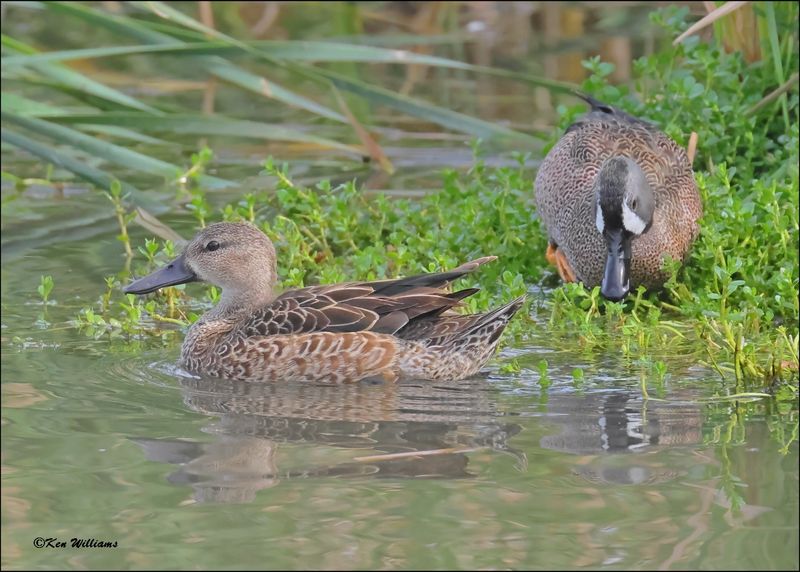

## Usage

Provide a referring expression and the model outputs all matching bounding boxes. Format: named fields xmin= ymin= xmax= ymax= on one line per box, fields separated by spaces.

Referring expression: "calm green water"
xmin=1 ymin=191 xmax=798 ymax=571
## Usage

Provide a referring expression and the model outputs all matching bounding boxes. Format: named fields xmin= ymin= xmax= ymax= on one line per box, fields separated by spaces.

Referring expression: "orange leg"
xmin=545 ymin=243 xmax=577 ymax=283
xmin=545 ymin=242 xmax=558 ymax=267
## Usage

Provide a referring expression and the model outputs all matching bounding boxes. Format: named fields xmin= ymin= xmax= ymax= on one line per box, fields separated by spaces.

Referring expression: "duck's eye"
xmin=631 ymin=199 xmax=638 ymax=211
xmin=206 ymin=240 xmax=220 ymax=252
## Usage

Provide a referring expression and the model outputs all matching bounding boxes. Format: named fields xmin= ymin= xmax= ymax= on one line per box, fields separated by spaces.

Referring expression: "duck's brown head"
xmin=123 ymin=222 xmax=278 ymax=303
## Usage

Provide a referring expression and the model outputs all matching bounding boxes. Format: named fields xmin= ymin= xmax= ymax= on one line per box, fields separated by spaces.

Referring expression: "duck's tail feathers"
xmin=427 ymin=295 xmax=526 ymax=349
xmin=461 ymin=295 xmax=526 ymax=345
xmin=573 ymin=90 xmax=614 ymax=113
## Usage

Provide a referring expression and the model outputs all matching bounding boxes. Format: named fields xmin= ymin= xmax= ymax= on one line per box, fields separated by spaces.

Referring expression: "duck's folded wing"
xmin=242 ymin=258 xmax=494 ymax=337
xmin=243 ymin=287 xmax=470 ymax=337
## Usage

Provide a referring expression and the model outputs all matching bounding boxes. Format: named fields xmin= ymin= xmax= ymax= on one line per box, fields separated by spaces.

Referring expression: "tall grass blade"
xmin=1 ymin=112 xmax=233 ymax=189
xmin=134 ymin=207 xmax=187 ymax=245
xmin=79 ymin=125 xmax=168 ymax=145
xmin=745 ymin=72 xmax=799 ymax=116
xmin=311 ymin=68 xmax=541 ymax=146
xmin=764 ymin=2 xmax=791 ymax=129
xmin=43 ymin=1 xmax=346 ymax=122
xmin=204 ymin=63 xmax=346 ymax=122
xmin=37 ymin=1 xmax=565 ymax=139
xmin=245 ymin=42 xmax=575 ymax=92
xmin=0 ymin=126 xmax=157 ymax=208
xmin=129 ymin=1 xmax=248 ymax=49
xmin=46 ymin=112 xmax=364 ymax=154
xmin=2 ymin=40 xmax=576 ymax=92
xmin=673 ymin=1 xmax=750 ymax=45
xmin=331 ymin=86 xmax=394 ymax=174
xmin=0 ymin=92 xmax=66 ymax=116
xmin=1 ymin=93 xmax=167 ymax=144
xmin=1 ymin=34 xmax=161 ymax=114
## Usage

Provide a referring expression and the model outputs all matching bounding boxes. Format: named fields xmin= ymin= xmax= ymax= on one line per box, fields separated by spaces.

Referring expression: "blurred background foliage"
xmin=1 ymin=1 xmax=708 ymax=199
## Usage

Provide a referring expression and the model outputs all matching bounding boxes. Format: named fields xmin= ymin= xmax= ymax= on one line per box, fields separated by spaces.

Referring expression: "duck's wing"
xmin=566 ymin=92 xmax=692 ymax=176
xmin=240 ymin=257 xmax=496 ymax=337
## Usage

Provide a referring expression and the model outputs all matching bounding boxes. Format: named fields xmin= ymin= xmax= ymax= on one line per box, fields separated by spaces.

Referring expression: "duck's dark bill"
xmin=601 ymin=228 xmax=631 ymax=302
xmin=123 ymin=254 xmax=197 ymax=295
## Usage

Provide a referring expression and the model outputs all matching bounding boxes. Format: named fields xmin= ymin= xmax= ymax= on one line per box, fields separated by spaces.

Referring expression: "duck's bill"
xmin=601 ymin=229 xmax=631 ymax=302
xmin=123 ymin=254 xmax=197 ymax=295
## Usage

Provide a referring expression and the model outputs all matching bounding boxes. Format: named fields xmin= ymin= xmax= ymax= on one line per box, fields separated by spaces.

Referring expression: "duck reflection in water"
xmin=537 ymin=390 xmax=704 ymax=485
xmin=132 ymin=374 xmax=525 ymax=504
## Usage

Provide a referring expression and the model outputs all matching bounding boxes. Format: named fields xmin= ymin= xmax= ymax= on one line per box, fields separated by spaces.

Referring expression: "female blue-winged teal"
xmin=124 ymin=222 xmax=524 ymax=383
xmin=534 ymin=93 xmax=703 ymax=300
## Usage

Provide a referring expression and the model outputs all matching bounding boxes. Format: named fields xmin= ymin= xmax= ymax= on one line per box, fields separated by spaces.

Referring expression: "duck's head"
xmin=123 ymin=222 xmax=278 ymax=302
xmin=593 ymin=157 xmax=655 ymax=301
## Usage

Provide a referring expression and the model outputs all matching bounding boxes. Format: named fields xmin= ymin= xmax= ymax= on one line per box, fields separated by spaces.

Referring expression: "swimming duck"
xmin=124 ymin=222 xmax=525 ymax=384
xmin=534 ymin=93 xmax=702 ymax=301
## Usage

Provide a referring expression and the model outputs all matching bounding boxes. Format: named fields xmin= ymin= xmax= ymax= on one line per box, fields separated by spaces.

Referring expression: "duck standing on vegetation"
xmin=124 ymin=222 xmax=524 ymax=383
xmin=534 ymin=93 xmax=702 ymax=301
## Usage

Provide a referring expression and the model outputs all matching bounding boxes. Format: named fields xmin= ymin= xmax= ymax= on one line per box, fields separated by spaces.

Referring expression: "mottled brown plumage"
xmin=124 ymin=222 xmax=525 ymax=383
xmin=534 ymin=94 xmax=703 ymax=299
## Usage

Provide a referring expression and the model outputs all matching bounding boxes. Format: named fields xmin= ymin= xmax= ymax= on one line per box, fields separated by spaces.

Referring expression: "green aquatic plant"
xmin=571 ymin=367 xmax=585 ymax=389
xmin=37 ymin=275 xmax=54 ymax=305
xmin=536 ymin=360 xmax=551 ymax=390
xmin=106 ymin=181 xmax=135 ymax=259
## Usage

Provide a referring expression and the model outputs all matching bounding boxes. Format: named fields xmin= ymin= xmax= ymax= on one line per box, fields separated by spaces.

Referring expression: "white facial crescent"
xmin=595 ymin=202 xmax=604 ymax=234
xmin=622 ymin=202 xmax=647 ymax=235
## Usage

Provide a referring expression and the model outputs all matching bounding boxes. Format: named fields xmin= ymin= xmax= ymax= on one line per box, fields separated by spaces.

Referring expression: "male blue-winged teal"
xmin=534 ymin=93 xmax=703 ymax=300
xmin=124 ymin=222 xmax=525 ymax=383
